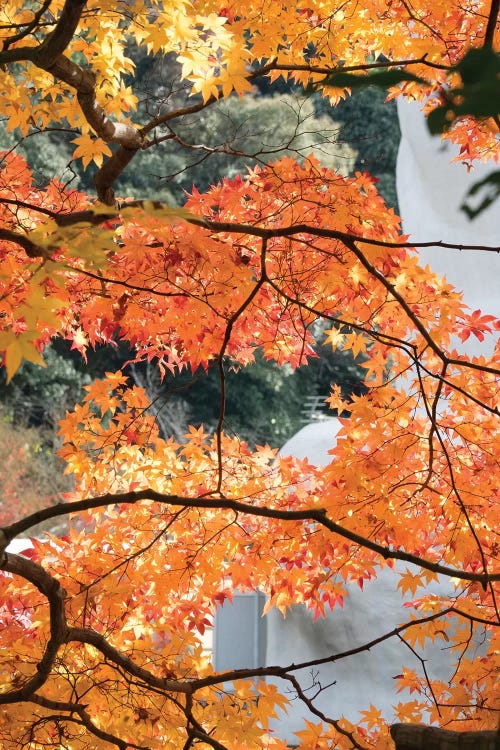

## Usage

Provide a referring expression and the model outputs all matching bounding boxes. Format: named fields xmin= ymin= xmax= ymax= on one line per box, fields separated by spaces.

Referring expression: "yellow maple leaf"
xmin=344 ymin=331 xmax=368 ymax=358
xmin=71 ymin=134 xmax=112 ymax=169
xmin=323 ymin=326 xmax=345 ymax=348
xmin=0 ymin=332 xmax=46 ymax=383
xmin=359 ymin=703 xmax=383 ymax=729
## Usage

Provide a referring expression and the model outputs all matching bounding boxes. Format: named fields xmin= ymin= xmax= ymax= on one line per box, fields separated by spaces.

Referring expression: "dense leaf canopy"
xmin=0 ymin=1 xmax=499 ymax=749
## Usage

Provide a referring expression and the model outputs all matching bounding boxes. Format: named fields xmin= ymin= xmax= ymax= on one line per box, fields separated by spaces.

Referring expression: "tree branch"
xmin=0 ymin=0 xmax=85 ymax=65
xmin=0 ymin=227 xmax=47 ymax=258
xmin=0 ymin=552 xmax=68 ymax=703
xmin=484 ymin=0 xmax=500 ymax=47
xmin=3 ymin=491 xmax=500 ymax=586
xmin=67 ymin=627 xmax=191 ymax=694
xmin=1 ymin=0 xmax=53 ymax=50
xmin=0 ymin=0 xmax=144 ymax=170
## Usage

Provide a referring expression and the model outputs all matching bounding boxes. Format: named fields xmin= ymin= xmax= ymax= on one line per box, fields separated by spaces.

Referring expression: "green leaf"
xmin=320 ymin=68 xmax=424 ymax=91
xmin=427 ymin=48 xmax=500 ymax=134
xmin=455 ymin=46 xmax=500 ymax=85
xmin=461 ymin=170 xmax=500 ymax=219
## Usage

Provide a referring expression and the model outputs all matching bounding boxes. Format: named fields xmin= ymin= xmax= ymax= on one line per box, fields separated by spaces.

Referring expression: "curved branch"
xmin=29 ymin=695 xmax=141 ymax=750
xmin=0 ymin=227 xmax=47 ymax=258
xmin=0 ymin=0 xmax=143 ymax=173
xmin=66 ymin=627 xmax=191 ymax=694
xmin=92 ymin=59 xmax=278 ymax=203
xmin=0 ymin=552 xmax=67 ymax=703
xmin=0 ymin=0 xmax=53 ymax=50
xmin=0 ymin=0 xmax=85 ymax=65
xmin=3 ymin=491 xmax=500 ymax=586
xmin=188 ymin=606 xmax=495 ymax=690
xmin=283 ymin=673 xmax=368 ymax=750
xmin=6 ymin=203 xmax=500 ymax=256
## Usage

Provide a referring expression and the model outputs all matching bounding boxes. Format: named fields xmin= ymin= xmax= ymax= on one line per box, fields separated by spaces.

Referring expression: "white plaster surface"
xmin=5 ymin=538 xmax=33 ymax=554
xmin=396 ymin=98 xmax=499 ymax=357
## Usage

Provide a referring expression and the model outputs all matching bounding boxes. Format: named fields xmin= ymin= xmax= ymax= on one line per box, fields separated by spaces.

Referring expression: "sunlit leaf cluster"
xmin=0 ymin=0 xmax=498 ymax=748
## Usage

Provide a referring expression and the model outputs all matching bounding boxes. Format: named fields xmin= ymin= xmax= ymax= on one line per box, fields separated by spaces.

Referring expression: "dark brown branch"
xmin=343 ymin=238 xmax=449 ymax=369
xmin=62 ymin=609 xmax=472 ymax=742
xmin=3 ymin=492 xmax=500 ymax=586
xmin=188 ymin=606 xmax=494 ymax=690
xmin=0 ymin=0 xmax=143 ymax=169
xmin=6 ymin=203 xmax=500 ymax=256
xmin=3 ymin=206 xmax=499 ymax=390
xmin=92 ymin=59 xmax=278 ymax=203
xmin=185 ymin=217 xmax=500 ymax=255
xmin=139 ymin=60 xmax=278 ymax=136
xmin=189 ymin=729 xmax=230 ymax=750
xmin=0 ymin=0 xmax=85 ymax=65
xmin=0 ymin=227 xmax=47 ymax=258
xmin=93 ymin=146 xmax=138 ymax=205
xmin=390 ymin=723 xmax=498 ymax=750
xmin=484 ymin=0 xmax=500 ymax=47
xmin=284 ymin=673 xmax=367 ymax=750
xmin=35 ymin=0 xmax=86 ymax=66
xmin=66 ymin=627 xmax=191 ymax=694
xmin=214 ymin=238 xmax=267 ymax=491
xmin=269 ymin=54 xmax=450 ymax=76
xmin=28 ymin=695 xmax=140 ymax=750
xmin=0 ymin=552 xmax=67 ymax=703
xmin=1 ymin=0 xmax=53 ymax=50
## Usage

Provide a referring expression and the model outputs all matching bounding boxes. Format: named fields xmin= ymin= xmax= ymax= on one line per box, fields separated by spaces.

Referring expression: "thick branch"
xmin=0 ymin=227 xmax=47 ymax=257
xmin=0 ymin=552 xmax=67 ymax=703
xmin=5 ymin=201 xmax=500 ymax=256
xmin=484 ymin=0 xmax=500 ymax=47
xmin=0 ymin=0 xmax=85 ymax=65
xmin=93 ymin=146 xmax=138 ymax=205
xmin=67 ymin=627 xmax=191 ymax=694
xmin=0 ymin=0 xmax=143 ymax=165
xmin=35 ymin=0 xmax=86 ymax=67
xmin=390 ymin=723 xmax=498 ymax=750
xmin=41 ymin=54 xmax=144 ymax=149
xmin=48 ymin=609 xmax=491 ymax=703
xmin=3 ymin=492 xmax=500 ymax=586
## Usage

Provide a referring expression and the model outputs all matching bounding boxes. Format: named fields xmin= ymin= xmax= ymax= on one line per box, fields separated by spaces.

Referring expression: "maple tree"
xmin=0 ymin=1 xmax=499 ymax=749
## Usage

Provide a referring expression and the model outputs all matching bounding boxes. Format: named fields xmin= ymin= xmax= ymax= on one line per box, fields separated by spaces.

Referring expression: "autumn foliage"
xmin=0 ymin=1 xmax=499 ymax=749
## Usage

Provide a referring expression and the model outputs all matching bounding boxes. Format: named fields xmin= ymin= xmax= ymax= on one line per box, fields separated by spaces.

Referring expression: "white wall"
xmin=5 ymin=538 xmax=33 ymax=554
xmin=396 ymin=98 xmax=500 ymax=356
